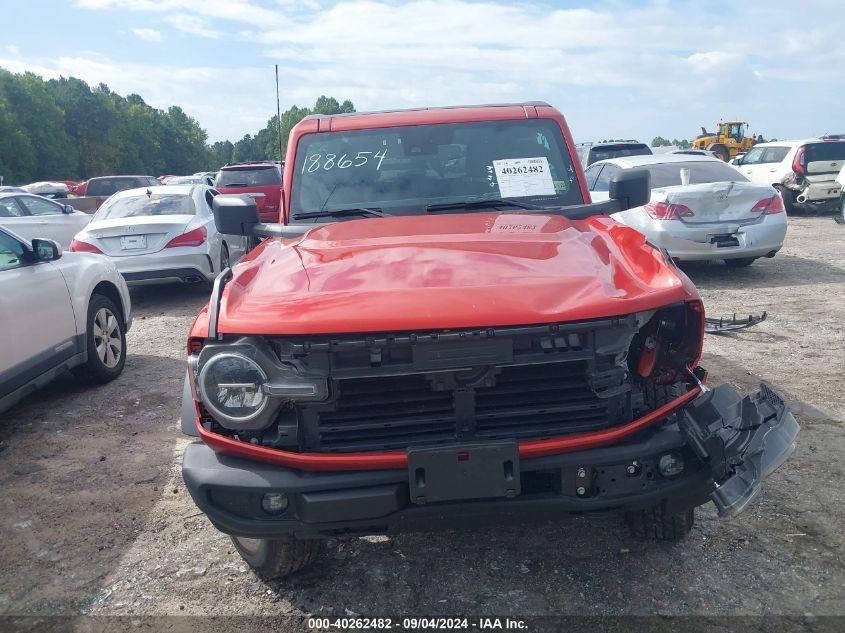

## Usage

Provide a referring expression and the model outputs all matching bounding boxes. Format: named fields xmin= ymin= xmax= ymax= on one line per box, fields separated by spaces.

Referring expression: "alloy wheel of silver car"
xmin=93 ymin=307 xmax=122 ymax=368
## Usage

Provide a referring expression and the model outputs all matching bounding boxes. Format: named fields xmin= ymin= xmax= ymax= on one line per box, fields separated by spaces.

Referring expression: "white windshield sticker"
xmin=493 ymin=157 xmax=556 ymax=198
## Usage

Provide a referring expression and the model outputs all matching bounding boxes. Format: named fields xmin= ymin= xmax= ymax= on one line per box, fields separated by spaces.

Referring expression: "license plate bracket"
xmin=120 ymin=235 xmax=147 ymax=250
xmin=407 ymin=442 xmax=520 ymax=505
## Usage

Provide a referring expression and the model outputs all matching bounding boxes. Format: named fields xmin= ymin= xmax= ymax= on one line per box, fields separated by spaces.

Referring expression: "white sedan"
xmin=0 ymin=192 xmax=91 ymax=249
xmin=0 ymin=226 xmax=132 ymax=413
xmin=70 ymin=185 xmax=247 ymax=285
xmin=586 ymin=154 xmax=788 ymax=267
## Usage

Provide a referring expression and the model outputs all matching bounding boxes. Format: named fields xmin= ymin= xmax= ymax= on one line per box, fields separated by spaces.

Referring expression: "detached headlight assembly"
xmin=198 ymin=353 xmax=269 ymax=425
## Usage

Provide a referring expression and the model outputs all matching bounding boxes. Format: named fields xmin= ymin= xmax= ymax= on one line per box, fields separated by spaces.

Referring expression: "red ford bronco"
xmin=181 ymin=103 xmax=797 ymax=578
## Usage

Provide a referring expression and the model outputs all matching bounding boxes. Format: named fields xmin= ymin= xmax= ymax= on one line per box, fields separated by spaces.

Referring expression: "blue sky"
xmin=1 ymin=1 xmax=841 ymax=143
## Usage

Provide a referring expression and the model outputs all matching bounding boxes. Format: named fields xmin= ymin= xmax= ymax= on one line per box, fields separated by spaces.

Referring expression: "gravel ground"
xmin=0 ymin=216 xmax=843 ymax=625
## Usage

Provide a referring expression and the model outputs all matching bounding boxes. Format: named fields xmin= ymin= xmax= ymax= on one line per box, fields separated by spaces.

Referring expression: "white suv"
xmin=737 ymin=138 xmax=845 ymax=214
xmin=0 ymin=226 xmax=132 ymax=413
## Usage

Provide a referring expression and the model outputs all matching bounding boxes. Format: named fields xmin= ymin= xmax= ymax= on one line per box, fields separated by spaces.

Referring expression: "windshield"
xmin=588 ymin=144 xmax=651 ymax=165
xmin=804 ymin=142 xmax=845 ymax=163
xmin=290 ymin=119 xmax=582 ymax=219
xmin=216 ymin=167 xmax=281 ymax=187
xmin=645 ymin=161 xmax=749 ymax=188
xmin=87 ymin=177 xmax=152 ymax=197
xmin=94 ymin=193 xmax=196 ymax=220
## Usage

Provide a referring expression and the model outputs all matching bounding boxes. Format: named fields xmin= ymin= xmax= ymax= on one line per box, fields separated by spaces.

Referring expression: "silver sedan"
xmin=586 ymin=154 xmax=788 ymax=267
xmin=70 ymin=185 xmax=247 ymax=285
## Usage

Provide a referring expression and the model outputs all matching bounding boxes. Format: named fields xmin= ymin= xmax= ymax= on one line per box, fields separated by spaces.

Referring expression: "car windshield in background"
xmin=94 ymin=193 xmax=196 ymax=220
xmin=290 ymin=119 xmax=582 ymax=218
xmin=589 ymin=144 xmax=650 ymax=164
xmin=215 ymin=168 xmax=281 ymax=187
xmin=167 ymin=177 xmax=202 ymax=185
xmin=804 ymin=141 xmax=845 ymax=163
xmin=87 ymin=178 xmax=153 ymax=197
xmin=645 ymin=161 xmax=749 ymax=188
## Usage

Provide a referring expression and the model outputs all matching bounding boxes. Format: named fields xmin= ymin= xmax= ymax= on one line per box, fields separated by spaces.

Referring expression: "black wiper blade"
xmin=293 ymin=207 xmax=384 ymax=220
xmin=221 ymin=183 xmax=247 ymax=187
xmin=426 ymin=199 xmax=542 ymax=212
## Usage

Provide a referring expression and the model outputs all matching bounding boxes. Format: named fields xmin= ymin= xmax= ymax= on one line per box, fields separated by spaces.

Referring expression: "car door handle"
xmin=768 ymin=168 xmax=777 ymax=172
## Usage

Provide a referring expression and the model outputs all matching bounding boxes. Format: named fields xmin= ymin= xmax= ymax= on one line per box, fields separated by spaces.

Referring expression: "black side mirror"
xmin=213 ymin=195 xmax=260 ymax=236
xmin=32 ymin=238 xmax=62 ymax=262
xmin=609 ymin=169 xmax=650 ymax=210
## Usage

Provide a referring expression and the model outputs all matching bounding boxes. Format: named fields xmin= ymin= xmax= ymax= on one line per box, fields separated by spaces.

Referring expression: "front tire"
xmin=725 ymin=257 xmax=756 ymax=268
xmin=231 ymin=536 xmax=324 ymax=579
xmin=625 ymin=505 xmax=695 ymax=542
xmin=72 ymin=294 xmax=126 ymax=384
xmin=707 ymin=143 xmax=729 ymax=162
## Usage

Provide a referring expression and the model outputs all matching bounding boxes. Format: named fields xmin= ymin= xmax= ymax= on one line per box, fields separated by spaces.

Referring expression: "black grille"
xmin=310 ymin=361 xmax=616 ymax=453
xmin=475 ymin=363 xmax=611 ymax=440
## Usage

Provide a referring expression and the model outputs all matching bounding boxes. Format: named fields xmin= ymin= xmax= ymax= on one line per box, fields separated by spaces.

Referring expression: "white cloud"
xmin=5 ymin=45 xmax=21 ymax=56
xmin=164 ymin=13 xmax=222 ymax=39
xmin=46 ymin=0 xmax=845 ymax=142
xmin=131 ymin=27 xmax=162 ymax=42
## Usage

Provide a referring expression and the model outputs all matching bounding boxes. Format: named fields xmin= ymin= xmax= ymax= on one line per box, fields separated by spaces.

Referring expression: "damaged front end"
xmin=679 ymin=383 xmax=798 ymax=517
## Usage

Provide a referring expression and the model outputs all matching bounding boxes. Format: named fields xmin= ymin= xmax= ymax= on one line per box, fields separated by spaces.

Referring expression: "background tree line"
xmin=0 ymin=67 xmax=354 ymax=185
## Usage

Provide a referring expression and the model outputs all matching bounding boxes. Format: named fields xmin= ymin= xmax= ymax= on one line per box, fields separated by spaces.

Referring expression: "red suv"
xmin=214 ymin=161 xmax=283 ymax=223
xmin=181 ymin=103 xmax=797 ymax=579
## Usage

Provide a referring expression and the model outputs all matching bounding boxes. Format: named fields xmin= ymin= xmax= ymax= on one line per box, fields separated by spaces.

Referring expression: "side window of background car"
xmin=0 ymin=232 xmax=27 ymax=271
xmin=593 ymin=164 xmax=621 ymax=192
xmin=583 ymin=164 xmax=603 ymax=190
xmin=20 ymin=197 xmax=62 ymax=216
xmin=0 ymin=198 xmax=25 ymax=218
xmin=205 ymin=189 xmax=218 ymax=208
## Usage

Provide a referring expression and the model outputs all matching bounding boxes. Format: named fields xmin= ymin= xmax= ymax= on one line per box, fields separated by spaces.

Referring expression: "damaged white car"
xmin=586 ymin=155 xmax=787 ymax=267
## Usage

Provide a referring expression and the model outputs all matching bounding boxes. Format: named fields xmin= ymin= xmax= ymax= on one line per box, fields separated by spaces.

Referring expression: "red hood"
xmin=216 ymin=213 xmax=698 ymax=336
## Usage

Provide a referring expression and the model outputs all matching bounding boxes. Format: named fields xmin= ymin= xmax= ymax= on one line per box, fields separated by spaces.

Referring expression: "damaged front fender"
xmin=679 ymin=383 xmax=798 ymax=517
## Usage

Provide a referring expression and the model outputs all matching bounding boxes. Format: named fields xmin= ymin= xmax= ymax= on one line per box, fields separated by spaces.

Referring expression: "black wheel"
xmin=724 ymin=257 xmax=756 ymax=268
xmin=231 ymin=537 xmax=324 ymax=579
xmin=220 ymin=242 xmax=230 ymax=271
xmin=72 ymin=294 xmax=126 ymax=384
xmin=840 ymin=196 xmax=845 ymax=223
xmin=707 ymin=143 xmax=729 ymax=162
xmin=775 ymin=185 xmax=795 ymax=215
xmin=625 ymin=505 xmax=695 ymax=542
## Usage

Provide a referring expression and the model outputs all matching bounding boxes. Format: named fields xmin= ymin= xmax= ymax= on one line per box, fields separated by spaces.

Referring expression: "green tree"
xmin=0 ymin=70 xmax=75 ymax=180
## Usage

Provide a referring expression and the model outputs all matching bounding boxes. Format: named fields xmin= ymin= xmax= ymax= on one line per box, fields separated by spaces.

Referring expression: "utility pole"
xmin=275 ymin=65 xmax=283 ymax=162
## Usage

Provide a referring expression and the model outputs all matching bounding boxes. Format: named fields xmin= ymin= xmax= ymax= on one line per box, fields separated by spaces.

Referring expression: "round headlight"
xmin=198 ymin=353 xmax=268 ymax=424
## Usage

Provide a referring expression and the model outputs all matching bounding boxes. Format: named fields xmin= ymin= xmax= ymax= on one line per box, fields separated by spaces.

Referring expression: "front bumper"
xmin=182 ymin=384 xmax=797 ymax=539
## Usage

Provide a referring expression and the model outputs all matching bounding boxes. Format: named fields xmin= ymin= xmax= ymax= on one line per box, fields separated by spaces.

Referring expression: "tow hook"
xmin=678 ymin=384 xmax=798 ymax=517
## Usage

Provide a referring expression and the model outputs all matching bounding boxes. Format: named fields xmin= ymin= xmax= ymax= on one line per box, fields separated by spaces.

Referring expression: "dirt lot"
xmin=1 ymin=217 xmax=843 ymax=625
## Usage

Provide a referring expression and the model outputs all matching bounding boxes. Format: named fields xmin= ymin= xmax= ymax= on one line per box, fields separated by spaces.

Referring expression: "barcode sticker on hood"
xmin=493 ymin=157 xmax=556 ymax=198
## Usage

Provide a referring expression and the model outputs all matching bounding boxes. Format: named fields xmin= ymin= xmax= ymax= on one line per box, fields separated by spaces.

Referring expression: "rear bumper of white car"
xmin=642 ymin=219 xmax=787 ymax=262
xmin=790 ymin=181 xmax=841 ymax=203
xmin=112 ymin=250 xmax=215 ymax=285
